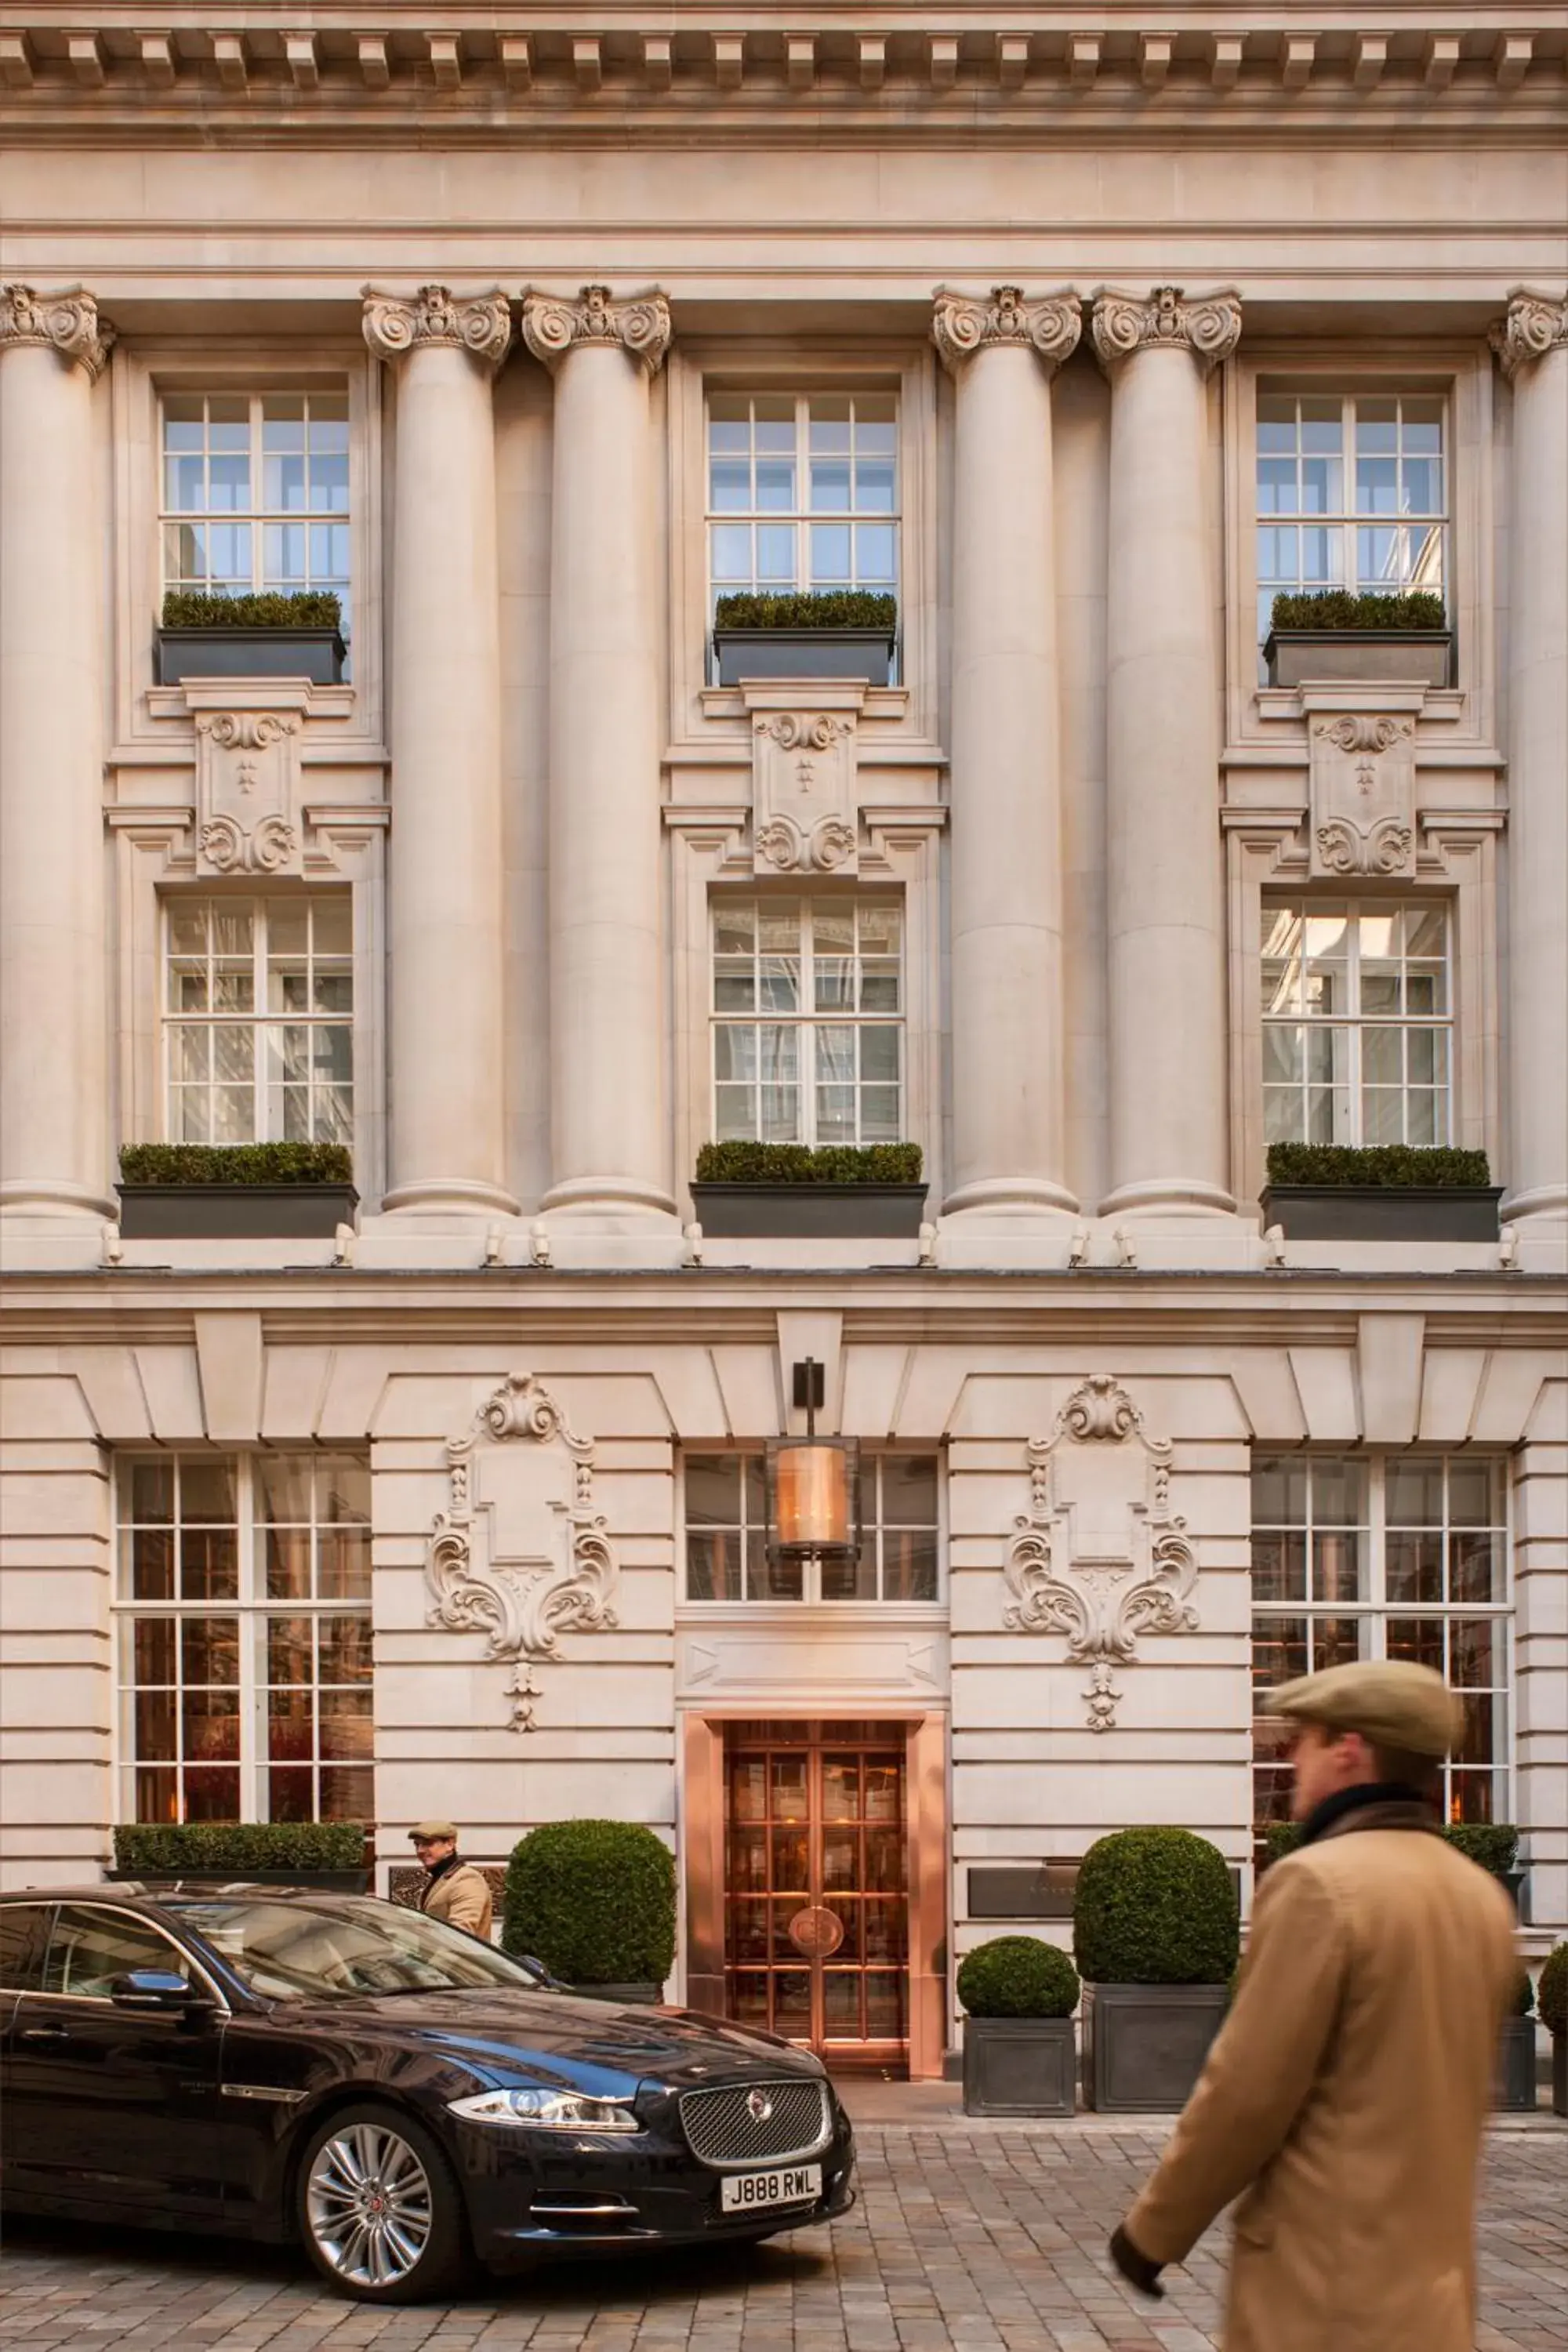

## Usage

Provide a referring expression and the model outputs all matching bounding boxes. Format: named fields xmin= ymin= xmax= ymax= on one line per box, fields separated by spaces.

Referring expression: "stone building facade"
xmin=1 ymin=6 xmax=1564 ymax=2074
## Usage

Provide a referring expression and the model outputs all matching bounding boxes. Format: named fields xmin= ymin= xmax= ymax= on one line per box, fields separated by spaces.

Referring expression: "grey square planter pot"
xmin=107 ymin=1867 xmax=368 ymax=1893
xmin=963 ymin=2016 xmax=1076 ymax=2116
xmin=1553 ymin=2035 xmax=1567 ymax=2118
xmin=1263 ymin=630 xmax=1451 ymax=690
xmin=690 ymin=1181 xmax=927 ymax=1239
xmin=1494 ymin=2016 xmax=1537 ymax=2111
xmin=118 ymin=1184 xmax=358 ymax=1240
xmin=713 ymin=628 xmax=895 ymax=687
xmin=568 ymin=1981 xmax=666 ymax=2006
xmin=1260 ymin=1185 xmax=1502 ymax=1243
xmin=155 ymin=626 xmax=347 ymax=687
xmin=1081 ymin=1983 xmax=1229 ymax=2114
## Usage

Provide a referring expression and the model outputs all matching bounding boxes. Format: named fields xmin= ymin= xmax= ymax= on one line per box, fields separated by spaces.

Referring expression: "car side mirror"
xmin=111 ymin=1969 xmax=202 ymax=2013
xmin=519 ymin=1955 xmax=564 ymax=1989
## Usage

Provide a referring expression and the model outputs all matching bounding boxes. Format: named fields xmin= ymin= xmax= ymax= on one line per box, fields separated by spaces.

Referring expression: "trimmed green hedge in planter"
xmin=713 ymin=590 xmax=898 ymax=686
xmin=691 ymin=1141 xmax=927 ymax=1239
xmin=502 ymin=1820 xmax=676 ymax=2002
xmin=958 ymin=1936 xmax=1080 ymax=2116
xmin=118 ymin=1142 xmax=358 ymax=1240
xmin=1075 ymin=1828 xmax=1238 ymax=2113
xmin=1540 ymin=1944 xmax=1567 ymax=2117
xmin=1263 ymin=590 xmax=1450 ymax=689
xmin=1260 ymin=1818 xmax=1527 ymax=1915
xmin=1261 ymin=1144 xmax=1501 ymax=1243
xmin=157 ymin=589 xmax=347 ymax=686
xmin=109 ymin=1819 xmax=369 ymax=1892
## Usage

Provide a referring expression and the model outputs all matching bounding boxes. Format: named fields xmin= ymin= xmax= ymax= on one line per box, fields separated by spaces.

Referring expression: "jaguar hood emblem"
xmin=746 ymin=2088 xmax=774 ymax=2123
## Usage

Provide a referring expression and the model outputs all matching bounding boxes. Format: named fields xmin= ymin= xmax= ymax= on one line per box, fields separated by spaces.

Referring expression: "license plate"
xmin=720 ymin=2162 xmax=822 ymax=2215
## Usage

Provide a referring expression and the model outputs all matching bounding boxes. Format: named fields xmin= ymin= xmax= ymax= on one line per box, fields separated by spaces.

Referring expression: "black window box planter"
xmin=1260 ymin=1185 xmax=1502 ymax=1242
xmin=962 ymin=2016 xmax=1076 ymax=2116
xmin=713 ymin=628 xmax=895 ymax=687
xmin=1081 ymin=1981 xmax=1229 ymax=2113
xmin=106 ymin=1867 xmax=369 ymax=1893
xmin=155 ymin=626 xmax=347 ymax=687
xmin=1263 ymin=628 xmax=1451 ymax=691
xmin=564 ymin=1980 xmax=666 ymax=2006
xmin=690 ymin=1181 xmax=927 ymax=1239
xmin=118 ymin=1183 xmax=358 ymax=1240
xmin=1494 ymin=2016 xmax=1537 ymax=2112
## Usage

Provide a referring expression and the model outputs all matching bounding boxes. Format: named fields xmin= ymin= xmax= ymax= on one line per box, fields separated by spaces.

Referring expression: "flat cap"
xmin=1261 ymin=1660 xmax=1461 ymax=1758
xmin=408 ymin=1819 xmax=459 ymax=1842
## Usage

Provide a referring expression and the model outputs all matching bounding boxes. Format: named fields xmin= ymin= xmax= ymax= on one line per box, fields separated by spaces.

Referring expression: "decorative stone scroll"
xmin=426 ymin=1372 xmax=620 ymax=1731
xmin=520 ymin=283 xmax=672 ymax=376
xmin=0 ymin=281 xmax=114 ymax=379
xmin=750 ymin=699 xmax=861 ymax=874
xmin=361 ymin=283 xmax=513 ymax=372
xmin=1308 ymin=710 xmax=1417 ymax=877
xmin=931 ymin=285 xmax=1081 ymax=374
xmin=1090 ymin=284 xmax=1242 ymax=378
xmin=1490 ymin=289 xmax=1568 ymax=380
xmin=1002 ymin=1375 xmax=1199 ymax=1731
xmin=183 ymin=683 xmax=311 ymax=876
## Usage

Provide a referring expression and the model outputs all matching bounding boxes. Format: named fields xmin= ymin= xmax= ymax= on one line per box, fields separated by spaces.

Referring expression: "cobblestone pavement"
xmin=2 ymin=2127 xmax=1564 ymax=2351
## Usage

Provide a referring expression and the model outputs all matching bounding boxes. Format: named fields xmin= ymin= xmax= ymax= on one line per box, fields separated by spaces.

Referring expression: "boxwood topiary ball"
xmin=957 ymin=1936 xmax=1080 ymax=2019
xmin=1540 ymin=1944 xmax=1568 ymax=2040
xmin=503 ymin=1819 xmax=676 ymax=1987
xmin=1073 ymin=1827 xmax=1240 ymax=1985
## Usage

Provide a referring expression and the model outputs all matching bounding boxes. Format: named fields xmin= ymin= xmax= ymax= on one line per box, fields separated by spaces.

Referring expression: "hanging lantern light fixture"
xmin=766 ymin=1358 xmax=860 ymax=1562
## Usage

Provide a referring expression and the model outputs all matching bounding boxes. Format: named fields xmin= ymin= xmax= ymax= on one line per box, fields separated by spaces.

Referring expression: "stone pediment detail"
xmin=1308 ymin=709 xmax=1417 ymax=878
xmin=745 ymin=683 xmax=866 ymax=875
xmin=1003 ymin=1375 xmax=1199 ymax=1731
xmin=426 ymin=1372 xmax=619 ymax=1731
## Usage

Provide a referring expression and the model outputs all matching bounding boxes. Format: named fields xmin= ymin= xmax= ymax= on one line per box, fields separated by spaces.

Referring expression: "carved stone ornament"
xmin=190 ymin=693 xmax=309 ymax=876
xmin=1308 ymin=712 xmax=1417 ymax=878
xmin=1490 ymin=288 xmax=1568 ymax=380
xmin=361 ymin=284 xmax=513 ymax=372
xmin=0 ymin=281 xmax=114 ymax=379
xmin=1090 ymin=284 xmax=1243 ymax=379
xmin=751 ymin=710 xmax=860 ymax=874
xmin=931 ymin=285 xmax=1082 ymax=374
xmin=426 ymin=1373 xmax=619 ymax=1731
xmin=520 ymin=284 xmax=672 ymax=376
xmin=1002 ymin=1375 xmax=1199 ymax=1731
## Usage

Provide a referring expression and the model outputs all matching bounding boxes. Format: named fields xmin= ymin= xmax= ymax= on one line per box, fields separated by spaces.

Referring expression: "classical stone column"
xmin=363 ymin=285 xmax=517 ymax=1216
xmin=521 ymin=285 xmax=676 ymax=1226
xmin=0 ymin=285 xmax=114 ymax=1225
xmin=1493 ymin=289 xmax=1568 ymax=1235
xmin=933 ymin=286 xmax=1080 ymax=1221
xmin=1092 ymin=285 xmax=1242 ymax=1219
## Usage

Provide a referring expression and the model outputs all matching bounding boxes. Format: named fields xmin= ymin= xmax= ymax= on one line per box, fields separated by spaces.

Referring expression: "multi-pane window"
xmin=164 ymin=895 xmax=353 ymax=1147
xmin=1255 ymin=393 xmax=1446 ymax=645
xmin=1251 ymin=1454 xmax=1508 ymax=1830
xmin=1261 ymin=901 xmax=1451 ymax=1147
xmin=162 ymin=390 xmax=351 ymax=638
xmin=712 ymin=898 xmax=902 ymax=1147
xmin=685 ymin=1454 xmax=940 ymax=1603
xmin=117 ymin=1451 xmax=372 ymax=1825
xmin=707 ymin=394 xmax=898 ymax=612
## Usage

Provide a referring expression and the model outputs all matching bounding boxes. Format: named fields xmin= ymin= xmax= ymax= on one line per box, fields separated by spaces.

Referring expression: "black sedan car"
xmin=0 ymin=1886 xmax=855 ymax=2303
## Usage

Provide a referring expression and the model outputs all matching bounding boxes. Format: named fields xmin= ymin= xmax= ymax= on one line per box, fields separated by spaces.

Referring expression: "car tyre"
xmin=296 ymin=2102 xmax=472 ymax=2303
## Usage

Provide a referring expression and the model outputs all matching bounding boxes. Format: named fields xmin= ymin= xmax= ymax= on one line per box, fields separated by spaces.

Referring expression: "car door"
xmin=0 ymin=1901 xmax=53 ymax=2185
xmin=6 ymin=1900 xmax=229 ymax=2221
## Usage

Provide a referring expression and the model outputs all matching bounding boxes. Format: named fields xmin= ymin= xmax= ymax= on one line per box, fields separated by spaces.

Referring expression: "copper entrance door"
xmin=724 ymin=1722 xmax=908 ymax=2070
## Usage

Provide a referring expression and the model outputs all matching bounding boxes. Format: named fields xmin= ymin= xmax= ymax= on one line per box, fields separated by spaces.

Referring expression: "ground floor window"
xmin=115 ymin=1450 xmax=372 ymax=1824
xmin=684 ymin=1451 xmax=940 ymax=1602
xmin=1250 ymin=1451 xmax=1508 ymax=1831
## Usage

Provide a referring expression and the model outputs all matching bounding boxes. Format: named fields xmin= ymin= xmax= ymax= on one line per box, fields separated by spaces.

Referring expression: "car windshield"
xmin=165 ymin=1897 xmax=547 ymax=2002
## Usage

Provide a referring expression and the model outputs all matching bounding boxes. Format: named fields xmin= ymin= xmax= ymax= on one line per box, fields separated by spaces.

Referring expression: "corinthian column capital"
xmin=1490 ymin=287 xmax=1568 ymax=380
xmin=519 ymin=284 xmax=672 ymax=376
xmin=0 ymin=283 xmax=114 ymax=381
xmin=1091 ymin=284 xmax=1242 ymax=379
xmin=932 ymin=285 xmax=1082 ymax=376
xmin=361 ymin=284 xmax=513 ymax=372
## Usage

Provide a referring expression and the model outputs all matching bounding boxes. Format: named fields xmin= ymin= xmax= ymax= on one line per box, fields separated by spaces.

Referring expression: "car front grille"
xmin=677 ymin=2078 xmax=833 ymax=2169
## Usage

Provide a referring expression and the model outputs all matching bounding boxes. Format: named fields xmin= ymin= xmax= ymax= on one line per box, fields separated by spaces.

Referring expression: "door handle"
xmin=18 ymin=2025 xmax=69 ymax=2045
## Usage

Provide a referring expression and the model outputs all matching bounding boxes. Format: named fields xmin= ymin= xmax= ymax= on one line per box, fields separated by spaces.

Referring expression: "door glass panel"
xmin=0 ymin=1905 xmax=49 ymax=1991
xmin=44 ymin=1907 xmax=190 ymax=2002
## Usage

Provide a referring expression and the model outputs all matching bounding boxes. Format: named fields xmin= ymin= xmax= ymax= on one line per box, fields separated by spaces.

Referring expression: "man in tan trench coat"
xmin=408 ymin=1820 xmax=494 ymax=1940
xmin=1109 ymin=1659 xmax=1518 ymax=2352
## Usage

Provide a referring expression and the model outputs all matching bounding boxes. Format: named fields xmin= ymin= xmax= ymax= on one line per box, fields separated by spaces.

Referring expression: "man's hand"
xmin=1109 ymin=2222 xmax=1166 ymax=2299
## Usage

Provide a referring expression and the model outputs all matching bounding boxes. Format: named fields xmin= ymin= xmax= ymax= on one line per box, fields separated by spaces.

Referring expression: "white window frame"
xmin=161 ymin=891 xmax=355 ymax=1149
xmin=158 ymin=387 xmax=354 ymax=628
xmin=1261 ymin=895 xmax=1454 ymax=1149
xmin=113 ymin=1451 xmax=373 ymax=1828
xmin=679 ymin=1450 xmax=946 ymax=1607
xmin=710 ymin=894 xmax=906 ymax=1150
xmin=1250 ymin=1452 xmax=1512 ymax=1829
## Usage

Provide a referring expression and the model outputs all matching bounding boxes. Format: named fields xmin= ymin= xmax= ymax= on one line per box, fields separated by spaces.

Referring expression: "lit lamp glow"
xmin=766 ymin=1358 xmax=859 ymax=1561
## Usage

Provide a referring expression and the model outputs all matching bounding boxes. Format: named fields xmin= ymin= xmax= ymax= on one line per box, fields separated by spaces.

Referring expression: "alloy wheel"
xmin=305 ymin=2120 xmax=435 ymax=2288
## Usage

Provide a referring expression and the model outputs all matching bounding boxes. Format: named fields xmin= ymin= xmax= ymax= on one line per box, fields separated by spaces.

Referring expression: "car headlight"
xmin=447 ymin=2088 xmax=640 ymax=2132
